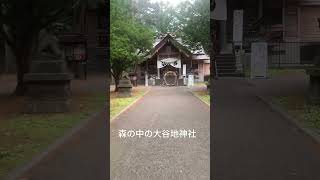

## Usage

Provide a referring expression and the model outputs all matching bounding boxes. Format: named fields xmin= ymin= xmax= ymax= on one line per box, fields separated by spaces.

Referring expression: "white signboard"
xmin=157 ymin=58 xmax=181 ymax=69
xmin=211 ymin=0 xmax=227 ymax=20
xmin=188 ymin=75 xmax=194 ymax=87
xmin=251 ymin=42 xmax=268 ymax=79
xmin=183 ymin=64 xmax=186 ymax=76
xmin=233 ymin=10 xmax=243 ymax=44
xmin=145 ymin=73 xmax=148 ymax=87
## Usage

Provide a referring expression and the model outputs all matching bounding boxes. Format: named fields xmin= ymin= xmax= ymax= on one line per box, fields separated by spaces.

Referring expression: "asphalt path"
xmin=111 ymin=87 xmax=210 ymax=180
xmin=213 ymin=78 xmax=320 ymax=180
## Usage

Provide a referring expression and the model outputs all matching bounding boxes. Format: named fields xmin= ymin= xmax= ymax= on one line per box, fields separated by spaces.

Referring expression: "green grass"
xmin=273 ymin=96 xmax=320 ymax=132
xmin=244 ymin=68 xmax=251 ymax=78
xmin=0 ymin=93 xmax=105 ymax=179
xmin=193 ymin=91 xmax=210 ymax=105
xmin=194 ymin=82 xmax=207 ymax=87
xmin=110 ymin=87 xmax=148 ymax=120
xmin=268 ymin=68 xmax=306 ymax=77
xmin=244 ymin=68 xmax=306 ymax=78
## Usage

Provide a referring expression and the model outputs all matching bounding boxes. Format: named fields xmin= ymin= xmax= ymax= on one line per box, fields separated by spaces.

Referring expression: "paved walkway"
xmin=111 ymin=87 xmax=210 ymax=180
xmin=1 ymin=74 xmax=108 ymax=180
xmin=248 ymin=71 xmax=308 ymax=98
xmin=16 ymin=111 xmax=108 ymax=180
xmin=213 ymin=78 xmax=320 ymax=180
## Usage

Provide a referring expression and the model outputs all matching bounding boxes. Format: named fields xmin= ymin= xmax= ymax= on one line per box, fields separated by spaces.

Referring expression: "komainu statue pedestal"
xmin=118 ymin=79 xmax=133 ymax=98
xmin=24 ymin=55 xmax=72 ymax=113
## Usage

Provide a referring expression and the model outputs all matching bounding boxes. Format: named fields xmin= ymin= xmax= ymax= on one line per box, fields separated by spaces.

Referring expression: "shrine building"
xmin=137 ymin=34 xmax=210 ymax=86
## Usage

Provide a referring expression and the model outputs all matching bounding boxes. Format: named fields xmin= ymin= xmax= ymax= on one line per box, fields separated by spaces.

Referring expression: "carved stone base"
xmin=118 ymin=79 xmax=133 ymax=98
xmin=24 ymin=55 xmax=72 ymax=113
xmin=118 ymin=88 xmax=132 ymax=98
xmin=24 ymin=78 xmax=72 ymax=113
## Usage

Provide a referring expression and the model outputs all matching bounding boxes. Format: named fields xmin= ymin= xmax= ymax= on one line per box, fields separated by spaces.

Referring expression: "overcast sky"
xmin=150 ymin=0 xmax=189 ymax=7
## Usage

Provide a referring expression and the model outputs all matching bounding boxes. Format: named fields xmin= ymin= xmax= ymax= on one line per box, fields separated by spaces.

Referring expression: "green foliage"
xmin=0 ymin=0 xmax=91 ymax=94
xmin=0 ymin=0 xmax=82 ymax=51
xmin=134 ymin=0 xmax=181 ymax=37
xmin=110 ymin=0 xmax=154 ymax=85
xmin=134 ymin=0 xmax=210 ymax=54
xmin=275 ymin=96 xmax=320 ymax=131
xmin=110 ymin=87 xmax=148 ymax=119
xmin=177 ymin=0 xmax=210 ymax=53
xmin=193 ymin=90 xmax=210 ymax=105
xmin=0 ymin=92 xmax=105 ymax=179
xmin=304 ymin=106 xmax=320 ymax=129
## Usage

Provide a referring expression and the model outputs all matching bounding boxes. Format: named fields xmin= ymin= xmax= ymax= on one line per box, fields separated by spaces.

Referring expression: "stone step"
xmin=217 ymin=69 xmax=237 ymax=73
xmin=216 ymin=61 xmax=236 ymax=65
xmin=216 ymin=64 xmax=236 ymax=68
xmin=217 ymin=72 xmax=244 ymax=77
xmin=215 ymin=53 xmax=243 ymax=77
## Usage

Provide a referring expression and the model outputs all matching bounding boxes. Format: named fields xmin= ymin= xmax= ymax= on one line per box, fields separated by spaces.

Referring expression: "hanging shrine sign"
xmin=157 ymin=58 xmax=181 ymax=69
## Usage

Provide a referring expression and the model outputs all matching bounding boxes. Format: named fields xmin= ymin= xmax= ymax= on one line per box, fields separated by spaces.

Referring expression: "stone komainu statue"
xmin=38 ymin=28 xmax=63 ymax=58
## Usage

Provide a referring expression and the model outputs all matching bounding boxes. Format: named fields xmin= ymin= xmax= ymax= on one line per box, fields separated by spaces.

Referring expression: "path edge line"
xmin=4 ymin=105 xmax=107 ymax=180
xmin=110 ymin=88 xmax=151 ymax=123
xmin=256 ymin=95 xmax=320 ymax=145
xmin=189 ymin=90 xmax=210 ymax=107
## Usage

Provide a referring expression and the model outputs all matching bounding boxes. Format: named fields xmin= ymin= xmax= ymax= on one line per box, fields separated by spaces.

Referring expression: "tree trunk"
xmin=12 ymin=32 xmax=39 ymax=96
xmin=112 ymin=70 xmax=122 ymax=92
xmin=211 ymin=19 xmax=218 ymax=79
xmin=114 ymin=77 xmax=119 ymax=92
xmin=14 ymin=54 xmax=28 ymax=96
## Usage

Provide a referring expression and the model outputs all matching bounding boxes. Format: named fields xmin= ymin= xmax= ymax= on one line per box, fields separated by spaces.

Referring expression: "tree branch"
xmin=0 ymin=25 xmax=15 ymax=49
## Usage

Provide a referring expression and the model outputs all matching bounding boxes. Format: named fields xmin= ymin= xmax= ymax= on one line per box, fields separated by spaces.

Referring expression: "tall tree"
xmin=177 ymin=0 xmax=211 ymax=54
xmin=111 ymin=0 xmax=153 ymax=91
xmin=134 ymin=0 xmax=181 ymax=38
xmin=134 ymin=0 xmax=210 ymax=54
xmin=0 ymin=0 xmax=87 ymax=95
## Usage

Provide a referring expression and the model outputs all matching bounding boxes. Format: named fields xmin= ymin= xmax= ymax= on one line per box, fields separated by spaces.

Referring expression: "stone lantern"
xmin=24 ymin=29 xmax=72 ymax=113
xmin=117 ymin=78 xmax=133 ymax=98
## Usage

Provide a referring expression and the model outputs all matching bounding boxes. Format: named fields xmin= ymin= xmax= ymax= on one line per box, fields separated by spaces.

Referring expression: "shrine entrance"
xmin=163 ymin=70 xmax=178 ymax=86
xmin=138 ymin=34 xmax=210 ymax=86
xmin=157 ymin=57 xmax=181 ymax=86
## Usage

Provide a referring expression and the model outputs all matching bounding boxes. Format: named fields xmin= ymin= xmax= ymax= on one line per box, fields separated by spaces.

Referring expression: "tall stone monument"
xmin=251 ymin=42 xmax=268 ymax=79
xmin=24 ymin=29 xmax=72 ymax=113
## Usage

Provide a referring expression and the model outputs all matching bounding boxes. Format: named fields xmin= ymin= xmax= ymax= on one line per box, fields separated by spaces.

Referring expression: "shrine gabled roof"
xmin=148 ymin=34 xmax=193 ymax=59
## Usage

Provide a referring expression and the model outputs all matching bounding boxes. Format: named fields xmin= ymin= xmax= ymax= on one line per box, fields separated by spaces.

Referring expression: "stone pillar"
xmin=5 ymin=43 xmax=16 ymax=73
xmin=188 ymin=75 xmax=194 ymax=88
xmin=145 ymin=72 xmax=148 ymax=87
xmin=258 ymin=0 xmax=263 ymax=19
xmin=219 ymin=20 xmax=228 ymax=53
xmin=251 ymin=42 xmax=268 ymax=79
xmin=235 ymin=49 xmax=245 ymax=74
xmin=157 ymin=54 xmax=160 ymax=79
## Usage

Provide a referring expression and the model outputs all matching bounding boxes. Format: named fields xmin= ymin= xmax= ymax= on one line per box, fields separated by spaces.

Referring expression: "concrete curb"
xmin=256 ymin=95 xmax=320 ymax=145
xmin=5 ymin=105 xmax=107 ymax=180
xmin=189 ymin=89 xmax=210 ymax=107
xmin=110 ymin=88 xmax=151 ymax=123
